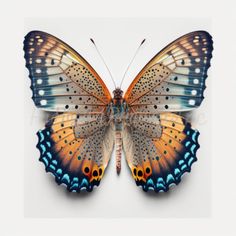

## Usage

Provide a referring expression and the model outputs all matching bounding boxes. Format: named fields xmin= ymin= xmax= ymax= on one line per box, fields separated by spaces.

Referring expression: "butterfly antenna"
xmin=119 ymin=39 xmax=146 ymax=88
xmin=90 ymin=38 xmax=116 ymax=89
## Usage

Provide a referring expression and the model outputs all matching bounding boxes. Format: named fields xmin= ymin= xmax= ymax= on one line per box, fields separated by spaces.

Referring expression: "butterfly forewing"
xmin=24 ymin=31 xmax=111 ymax=112
xmin=124 ymin=31 xmax=213 ymax=112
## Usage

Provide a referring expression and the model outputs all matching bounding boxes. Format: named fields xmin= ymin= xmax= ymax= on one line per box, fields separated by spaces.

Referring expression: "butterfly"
xmin=23 ymin=30 xmax=213 ymax=193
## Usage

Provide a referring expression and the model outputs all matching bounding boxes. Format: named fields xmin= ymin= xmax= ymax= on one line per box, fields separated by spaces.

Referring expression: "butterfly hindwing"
xmin=37 ymin=113 xmax=114 ymax=192
xmin=123 ymin=113 xmax=199 ymax=192
xmin=124 ymin=31 xmax=213 ymax=112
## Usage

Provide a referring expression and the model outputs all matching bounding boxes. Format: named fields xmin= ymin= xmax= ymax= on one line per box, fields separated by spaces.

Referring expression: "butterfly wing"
xmin=24 ymin=31 xmax=113 ymax=192
xmin=124 ymin=31 xmax=213 ymax=112
xmin=37 ymin=113 xmax=114 ymax=192
xmin=24 ymin=31 xmax=111 ymax=112
xmin=123 ymin=113 xmax=199 ymax=192
xmin=123 ymin=31 xmax=213 ymax=192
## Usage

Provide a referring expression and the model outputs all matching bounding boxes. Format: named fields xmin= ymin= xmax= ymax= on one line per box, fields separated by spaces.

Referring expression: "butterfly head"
xmin=113 ymin=88 xmax=123 ymax=99
xmin=112 ymin=88 xmax=124 ymax=106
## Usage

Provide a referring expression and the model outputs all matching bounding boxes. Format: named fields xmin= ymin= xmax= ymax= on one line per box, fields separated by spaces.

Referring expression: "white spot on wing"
xmin=39 ymin=90 xmax=45 ymax=96
xmin=37 ymin=79 xmax=42 ymax=84
xmin=40 ymin=100 xmax=47 ymax=106
xmin=189 ymin=99 xmax=195 ymax=106
xmin=36 ymin=59 xmax=41 ymax=63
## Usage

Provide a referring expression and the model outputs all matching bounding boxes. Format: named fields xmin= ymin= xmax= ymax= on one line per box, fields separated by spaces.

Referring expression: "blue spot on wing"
xmin=42 ymin=157 xmax=49 ymax=167
xmin=61 ymin=174 xmax=70 ymax=185
xmin=174 ymin=168 xmax=181 ymax=176
xmin=147 ymin=178 xmax=154 ymax=187
xmin=185 ymin=141 xmax=191 ymax=147
xmin=192 ymin=132 xmax=197 ymax=142
xmin=179 ymin=160 xmax=184 ymax=165
xmin=166 ymin=174 xmax=175 ymax=184
xmin=52 ymin=160 xmax=57 ymax=165
xmin=191 ymin=144 xmax=197 ymax=154
xmin=46 ymin=152 xmax=52 ymax=159
xmin=184 ymin=152 xmax=190 ymax=160
xmin=49 ymin=164 xmax=56 ymax=171
xmin=38 ymin=131 xmax=44 ymax=142
xmin=188 ymin=157 xmax=195 ymax=166
xmin=46 ymin=141 xmax=51 ymax=147
xmin=181 ymin=164 xmax=188 ymax=171
xmin=40 ymin=144 xmax=46 ymax=154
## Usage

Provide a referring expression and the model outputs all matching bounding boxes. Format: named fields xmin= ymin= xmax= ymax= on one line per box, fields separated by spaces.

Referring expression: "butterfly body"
xmin=24 ymin=30 xmax=213 ymax=193
xmin=111 ymin=88 xmax=126 ymax=173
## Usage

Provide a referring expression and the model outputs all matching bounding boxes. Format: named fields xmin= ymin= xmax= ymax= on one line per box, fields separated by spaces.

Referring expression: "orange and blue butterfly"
xmin=23 ymin=30 xmax=213 ymax=193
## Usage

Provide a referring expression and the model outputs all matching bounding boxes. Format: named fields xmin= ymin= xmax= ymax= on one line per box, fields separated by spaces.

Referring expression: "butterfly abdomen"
xmin=113 ymin=110 xmax=123 ymax=175
xmin=115 ymin=130 xmax=122 ymax=174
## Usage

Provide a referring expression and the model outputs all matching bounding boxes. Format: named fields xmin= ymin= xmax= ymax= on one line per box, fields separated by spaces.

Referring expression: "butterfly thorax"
xmin=112 ymin=88 xmax=126 ymax=129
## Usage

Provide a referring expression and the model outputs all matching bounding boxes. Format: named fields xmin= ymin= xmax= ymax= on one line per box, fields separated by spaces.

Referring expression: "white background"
xmin=1 ymin=0 xmax=236 ymax=235
xmin=24 ymin=18 xmax=212 ymax=218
